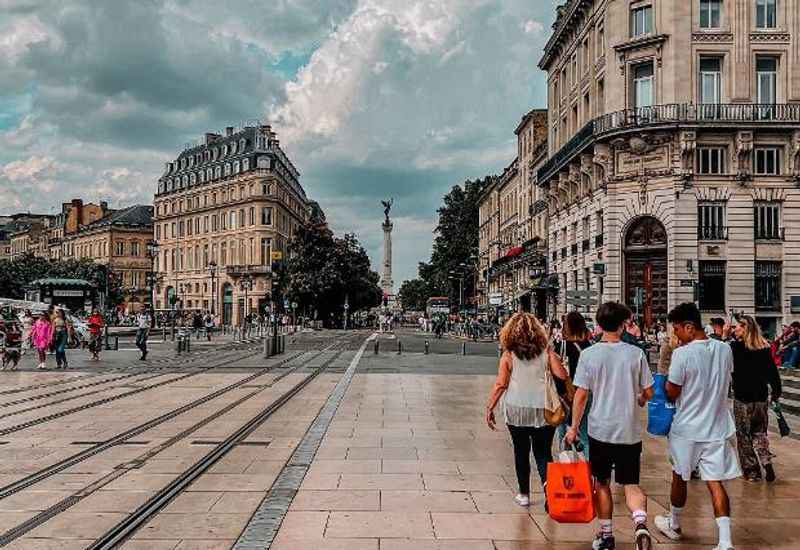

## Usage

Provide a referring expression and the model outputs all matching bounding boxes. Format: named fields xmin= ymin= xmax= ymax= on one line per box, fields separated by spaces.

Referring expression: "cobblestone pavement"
xmin=0 ymin=329 xmax=796 ymax=549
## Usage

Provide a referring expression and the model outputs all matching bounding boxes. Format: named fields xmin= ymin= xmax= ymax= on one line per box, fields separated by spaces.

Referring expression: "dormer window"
xmin=233 ymin=161 xmax=240 ymax=174
xmin=214 ymin=166 xmax=222 ymax=179
xmin=243 ymin=158 xmax=250 ymax=171
xmin=206 ymin=168 xmax=213 ymax=181
xmin=222 ymin=144 xmax=228 ymax=157
xmin=230 ymin=141 xmax=237 ymax=155
xmin=239 ymin=138 xmax=246 ymax=151
xmin=212 ymin=148 xmax=218 ymax=161
xmin=190 ymin=173 xmax=196 ymax=185
xmin=224 ymin=163 xmax=231 ymax=176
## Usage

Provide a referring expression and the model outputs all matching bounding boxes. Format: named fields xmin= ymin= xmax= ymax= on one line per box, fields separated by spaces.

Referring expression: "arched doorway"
xmin=624 ymin=216 xmax=668 ymax=328
xmin=165 ymin=286 xmax=176 ymax=310
xmin=222 ymin=283 xmax=233 ymax=326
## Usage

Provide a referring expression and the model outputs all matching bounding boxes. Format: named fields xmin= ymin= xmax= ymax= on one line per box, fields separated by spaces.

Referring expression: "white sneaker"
xmin=37 ymin=363 xmax=46 ymax=370
xmin=655 ymin=515 xmax=682 ymax=541
xmin=712 ymin=545 xmax=734 ymax=550
xmin=513 ymin=494 xmax=530 ymax=507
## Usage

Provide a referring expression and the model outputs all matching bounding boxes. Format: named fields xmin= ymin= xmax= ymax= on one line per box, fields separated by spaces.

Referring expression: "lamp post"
xmin=208 ymin=261 xmax=218 ymax=315
xmin=240 ymin=274 xmax=253 ymax=327
xmin=146 ymin=240 xmax=160 ymax=308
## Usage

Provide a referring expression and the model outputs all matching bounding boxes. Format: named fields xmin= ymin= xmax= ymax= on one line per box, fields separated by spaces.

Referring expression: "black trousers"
xmin=507 ymin=424 xmax=555 ymax=495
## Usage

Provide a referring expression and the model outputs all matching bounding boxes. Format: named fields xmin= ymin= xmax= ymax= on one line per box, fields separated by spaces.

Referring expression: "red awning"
xmin=504 ymin=246 xmax=524 ymax=258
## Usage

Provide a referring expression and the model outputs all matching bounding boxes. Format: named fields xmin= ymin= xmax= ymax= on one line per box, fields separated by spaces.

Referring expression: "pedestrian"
xmin=20 ymin=310 xmax=33 ymax=356
xmin=709 ymin=317 xmax=726 ymax=341
xmin=566 ymin=302 xmax=654 ymax=550
xmin=778 ymin=321 xmax=800 ymax=368
xmin=52 ymin=308 xmax=72 ymax=369
xmin=135 ymin=306 xmax=152 ymax=361
xmin=556 ymin=311 xmax=592 ymax=457
xmin=486 ymin=312 xmax=568 ymax=508
xmin=31 ymin=312 xmax=54 ymax=370
xmin=87 ymin=309 xmax=105 ymax=361
xmin=730 ymin=315 xmax=781 ymax=483
xmin=655 ymin=303 xmax=741 ymax=550
xmin=204 ymin=311 xmax=214 ymax=340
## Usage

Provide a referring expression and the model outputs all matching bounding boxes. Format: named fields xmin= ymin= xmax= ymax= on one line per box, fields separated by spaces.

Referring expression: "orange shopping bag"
xmin=546 ymin=445 xmax=596 ymax=523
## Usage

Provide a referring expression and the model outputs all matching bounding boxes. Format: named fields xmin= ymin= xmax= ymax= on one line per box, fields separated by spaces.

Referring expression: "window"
xmin=115 ymin=242 xmax=125 ymax=256
xmin=156 ymin=225 xmax=161 ymax=240
xmin=756 ymin=0 xmax=777 ymax=29
xmin=633 ymin=63 xmax=654 ymax=108
xmin=698 ymin=202 xmax=727 ymax=239
xmin=262 ymin=207 xmax=273 ymax=225
xmin=261 ymin=238 xmax=272 ymax=266
xmin=220 ymin=242 xmax=227 ymax=266
xmin=249 ymin=207 xmax=255 ymax=226
xmin=755 ymin=261 xmax=782 ymax=311
xmin=757 ymin=57 xmax=777 ymax=104
xmin=699 ymin=0 xmax=722 ymax=29
xmin=754 ymin=147 xmax=781 ymax=175
xmin=596 ymin=26 xmax=605 ymax=58
xmin=631 ymin=5 xmax=653 ymax=37
xmin=699 ymin=260 xmax=726 ymax=310
xmin=131 ymin=242 xmax=139 ymax=256
xmin=699 ymin=57 xmax=721 ymax=104
xmin=697 ymin=146 xmax=726 ymax=174
xmin=754 ymin=201 xmax=781 ymax=239
xmin=212 ymin=214 xmax=218 ymax=231
xmin=239 ymin=209 xmax=245 ymax=228
xmin=243 ymin=158 xmax=249 ymax=171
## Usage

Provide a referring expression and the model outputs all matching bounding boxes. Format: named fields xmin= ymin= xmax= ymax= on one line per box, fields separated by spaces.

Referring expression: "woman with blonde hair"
xmin=730 ymin=315 xmax=782 ymax=482
xmin=486 ymin=312 xmax=568 ymax=507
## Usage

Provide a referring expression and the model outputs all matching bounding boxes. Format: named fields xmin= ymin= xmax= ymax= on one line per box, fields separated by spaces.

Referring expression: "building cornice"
xmin=539 ymin=0 xmax=594 ymax=70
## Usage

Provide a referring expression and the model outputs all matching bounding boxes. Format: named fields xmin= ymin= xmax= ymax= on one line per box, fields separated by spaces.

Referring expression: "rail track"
xmin=0 ymin=334 xmax=356 ymax=546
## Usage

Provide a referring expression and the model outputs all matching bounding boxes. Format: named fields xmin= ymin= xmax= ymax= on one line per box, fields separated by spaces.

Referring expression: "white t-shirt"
xmin=668 ymin=338 xmax=735 ymax=442
xmin=573 ymin=341 xmax=654 ymax=445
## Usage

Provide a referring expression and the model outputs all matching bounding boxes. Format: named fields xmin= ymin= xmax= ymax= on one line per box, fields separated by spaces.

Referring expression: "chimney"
xmin=205 ymin=132 xmax=220 ymax=145
xmin=100 ymin=201 xmax=108 ymax=212
xmin=225 ymin=126 xmax=234 ymax=137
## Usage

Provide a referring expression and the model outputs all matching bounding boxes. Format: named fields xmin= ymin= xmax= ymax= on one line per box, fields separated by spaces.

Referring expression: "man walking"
xmin=655 ymin=303 xmax=740 ymax=550
xmin=566 ymin=302 xmax=654 ymax=550
xmin=135 ymin=306 xmax=152 ymax=361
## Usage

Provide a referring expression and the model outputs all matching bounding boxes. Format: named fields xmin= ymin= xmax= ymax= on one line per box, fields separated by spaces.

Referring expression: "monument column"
xmin=381 ymin=218 xmax=394 ymax=296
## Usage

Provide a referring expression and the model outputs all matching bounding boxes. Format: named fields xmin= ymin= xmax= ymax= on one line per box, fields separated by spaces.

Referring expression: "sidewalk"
xmin=272 ymin=369 xmax=800 ymax=549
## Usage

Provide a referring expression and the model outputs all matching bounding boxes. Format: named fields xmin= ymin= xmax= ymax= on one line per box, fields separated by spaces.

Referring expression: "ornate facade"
xmin=539 ymin=0 xmax=800 ymax=334
xmin=478 ymin=110 xmax=549 ymax=317
xmin=153 ymin=124 xmax=309 ymax=324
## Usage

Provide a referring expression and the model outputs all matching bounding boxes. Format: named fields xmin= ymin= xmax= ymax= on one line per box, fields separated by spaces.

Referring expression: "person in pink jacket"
xmin=30 ymin=313 xmax=54 ymax=370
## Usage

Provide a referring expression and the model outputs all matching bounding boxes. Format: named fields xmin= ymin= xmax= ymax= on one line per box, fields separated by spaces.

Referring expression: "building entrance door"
xmin=624 ymin=216 xmax=668 ymax=328
xmin=222 ymin=284 xmax=233 ymax=326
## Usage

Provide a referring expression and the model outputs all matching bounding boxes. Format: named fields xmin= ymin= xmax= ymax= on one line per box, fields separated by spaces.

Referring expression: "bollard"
xmin=263 ymin=334 xmax=269 ymax=358
xmin=374 ymin=340 xmax=379 ymax=355
xmin=397 ymin=341 xmax=402 ymax=355
xmin=497 ymin=345 xmax=502 ymax=358
xmin=114 ymin=336 xmax=119 ymax=351
xmin=424 ymin=340 xmax=429 ymax=355
xmin=462 ymin=342 xmax=467 ymax=356
xmin=186 ymin=335 xmax=191 ymax=352
xmin=176 ymin=335 xmax=182 ymax=354
xmin=162 ymin=326 xmax=166 ymax=342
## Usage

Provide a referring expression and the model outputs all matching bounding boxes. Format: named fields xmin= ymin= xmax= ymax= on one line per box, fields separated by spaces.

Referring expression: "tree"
xmin=286 ymin=222 xmax=381 ymax=326
xmin=398 ymin=278 xmax=430 ymax=311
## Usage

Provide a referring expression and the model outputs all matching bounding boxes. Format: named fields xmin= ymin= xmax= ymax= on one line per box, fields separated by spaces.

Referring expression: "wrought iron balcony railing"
xmin=697 ymin=226 xmax=728 ymax=241
xmin=538 ymin=103 xmax=800 ymax=184
xmin=754 ymin=226 xmax=785 ymax=241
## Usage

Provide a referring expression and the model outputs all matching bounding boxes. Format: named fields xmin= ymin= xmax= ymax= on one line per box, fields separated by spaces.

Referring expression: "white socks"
xmin=632 ymin=509 xmax=647 ymax=526
xmin=599 ymin=518 xmax=613 ymax=539
xmin=670 ymin=504 xmax=683 ymax=529
xmin=716 ymin=516 xmax=732 ymax=548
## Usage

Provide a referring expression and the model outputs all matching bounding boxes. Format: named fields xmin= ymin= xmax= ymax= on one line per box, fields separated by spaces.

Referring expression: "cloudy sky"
xmin=0 ymin=0 xmax=556 ymax=285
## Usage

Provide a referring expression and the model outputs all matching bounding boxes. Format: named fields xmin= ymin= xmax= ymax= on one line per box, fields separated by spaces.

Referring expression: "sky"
xmin=0 ymin=0 xmax=557 ymax=286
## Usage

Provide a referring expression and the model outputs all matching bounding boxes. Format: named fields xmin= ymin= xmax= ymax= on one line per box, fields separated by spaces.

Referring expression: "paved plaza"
xmin=0 ymin=329 xmax=796 ymax=549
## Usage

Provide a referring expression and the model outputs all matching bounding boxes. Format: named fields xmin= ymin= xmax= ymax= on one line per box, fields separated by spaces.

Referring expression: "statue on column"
xmin=381 ymin=198 xmax=393 ymax=223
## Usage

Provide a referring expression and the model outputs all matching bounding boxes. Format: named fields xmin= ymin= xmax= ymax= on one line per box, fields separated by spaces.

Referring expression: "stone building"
xmin=153 ymin=123 xmax=309 ymax=325
xmin=49 ymin=199 xmax=111 ymax=259
xmin=478 ymin=109 xmax=549 ymax=318
xmin=538 ymin=0 xmax=800 ymax=335
xmin=61 ymin=205 xmax=154 ymax=310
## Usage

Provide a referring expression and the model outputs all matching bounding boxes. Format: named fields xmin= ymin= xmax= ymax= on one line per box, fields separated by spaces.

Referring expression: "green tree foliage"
xmin=0 ymin=253 xmax=125 ymax=306
xmin=398 ymin=278 xmax=430 ymax=311
xmin=286 ymin=222 xmax=381 ymax=326
xmin=414 ymin=176 xmax=493 ymax=308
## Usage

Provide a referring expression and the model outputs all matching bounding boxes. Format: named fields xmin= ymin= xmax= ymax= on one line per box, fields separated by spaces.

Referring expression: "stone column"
xmin=381 ymin=219 xmax=394 ymax=296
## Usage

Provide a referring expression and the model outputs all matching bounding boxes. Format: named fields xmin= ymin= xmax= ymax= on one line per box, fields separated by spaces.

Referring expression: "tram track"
xmin=0 ymin=345 xmax=266 ymax=437
xmin=0 ymin=334 xmax=355 ymax=546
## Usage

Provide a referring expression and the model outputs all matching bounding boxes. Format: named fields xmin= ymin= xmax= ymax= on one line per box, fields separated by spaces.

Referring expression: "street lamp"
xmin=146 ymin=240 xmax=160 ymax=308
xmin=240 ymin=274 xmax=253 ymax=326
xmin=208 ymin=261 xmax=218 ymax=315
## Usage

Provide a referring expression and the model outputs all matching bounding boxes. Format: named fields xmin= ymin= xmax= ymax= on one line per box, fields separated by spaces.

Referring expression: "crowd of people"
xmin=486 ymin=302 xmax=783 ymax=550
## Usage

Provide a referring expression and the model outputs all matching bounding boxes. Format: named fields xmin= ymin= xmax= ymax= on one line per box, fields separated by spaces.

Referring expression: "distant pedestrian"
xmin=87 ymin=309 xmax=105 ymax=361
xmin=730 ymin=315 xmax=781 ymax=483
xmin=20 ymin=310 xmax=33 ymax=356
xmin=135 ymin=306 xmax=152 ymax=361
xmin=486 ymin=312 xmax=568 ymax=508
xmin=655 ymin=303 xmax=741 ymax=550
xmin=204 ymin=312 xmax=214 ymax=340
xmin=31 ymin=313 xmax=54 ymax=370
xmin=53 ymin=309 xmax=72 ymax=369
xmin=566 ymin=302 xmax=654 ymax=550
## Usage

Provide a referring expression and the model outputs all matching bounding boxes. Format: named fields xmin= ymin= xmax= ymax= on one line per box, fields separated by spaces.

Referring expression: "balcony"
xmin=225 ymin=264 xmax=272 ymax=277
xmin=698 ymin=226 xmax=728 ymax=241
xmin=755 ymin=227 xmax=785 ymax=241
xmin=538 ymin=103 xmax=800 ymax=184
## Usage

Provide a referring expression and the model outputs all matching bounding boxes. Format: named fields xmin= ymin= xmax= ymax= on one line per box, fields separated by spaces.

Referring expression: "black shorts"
xmin=589 ymin=437 xmax=642 ymax=485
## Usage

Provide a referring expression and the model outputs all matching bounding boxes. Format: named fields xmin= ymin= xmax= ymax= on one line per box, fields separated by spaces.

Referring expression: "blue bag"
xmin=647 ymin=374 xmax=675 ymax=437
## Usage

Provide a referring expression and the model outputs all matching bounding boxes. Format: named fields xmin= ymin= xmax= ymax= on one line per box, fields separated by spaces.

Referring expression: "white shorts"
xmin=669 ymin=435 xmax=742 ymax=482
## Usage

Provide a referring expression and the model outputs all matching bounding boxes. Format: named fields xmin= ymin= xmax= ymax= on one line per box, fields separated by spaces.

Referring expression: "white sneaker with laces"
xmin=655 ymin=514 xmax=682 ymax=540
xmin=712 ymin=545 xmax=733 ymax=550
xmin=513 ymin=494 xmax=530 ymax=507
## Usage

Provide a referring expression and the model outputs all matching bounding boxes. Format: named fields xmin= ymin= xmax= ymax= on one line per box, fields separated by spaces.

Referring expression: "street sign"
xmin=489 ymin=292 xmax=502 ymax=306
xmin=271 ymin=251 xmax=283 ymax=260
xmin=592 ymin=263 xmax=606 ymax=275
xmin=680 ymin=279 xmax=695 ymax=288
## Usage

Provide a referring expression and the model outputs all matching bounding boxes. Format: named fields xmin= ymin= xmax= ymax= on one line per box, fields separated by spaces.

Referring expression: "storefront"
xmin=24 ymin=278 xmax=97 ymax=313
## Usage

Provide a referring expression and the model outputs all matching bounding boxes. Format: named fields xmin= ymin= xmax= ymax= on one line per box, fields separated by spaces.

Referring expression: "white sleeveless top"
xmin=503 ymin=352 xmax=548 ymax=427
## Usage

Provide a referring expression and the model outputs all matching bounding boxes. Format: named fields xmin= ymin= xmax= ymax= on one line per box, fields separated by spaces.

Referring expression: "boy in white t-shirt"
xmin=656 ymin=303 xmax=741 ymax=550
xmin=567 ymin=302 xmax=655 ymax=550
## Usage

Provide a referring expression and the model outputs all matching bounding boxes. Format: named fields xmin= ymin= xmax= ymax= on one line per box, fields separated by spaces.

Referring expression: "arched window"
xmin=242 ymin=158 xmax=250 ymax=171
xmin=199 ymin=171 xmax=205 ymax=183
xmin=214 ymin=166 xmax=222 ymax=179
xmin=239 ymin=138 xmax=246 ymax=151
xmin=206 ymin=168 xmax=212 ymax=180
xmin=224 ymin=163 xmax=231 ymax=176
xmin=230 ymin=141 xmax=237 ymax=155
xmin=190 ymin=173 xmax=196 ymax=185
xmin=233 ymin=161 xmax=240 ymax=174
